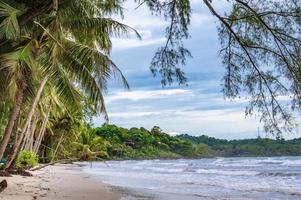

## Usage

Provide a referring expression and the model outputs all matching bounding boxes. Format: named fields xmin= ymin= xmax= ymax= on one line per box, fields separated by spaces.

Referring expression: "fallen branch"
xmin=30 ymin=158 xmax=79 ymax=171
xmin=8 ymin=169 xmax=33 ymax=176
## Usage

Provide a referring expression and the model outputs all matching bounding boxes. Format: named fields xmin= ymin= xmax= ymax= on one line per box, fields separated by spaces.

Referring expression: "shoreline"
xmin=0 ymin=164 xmax=122 ymax=200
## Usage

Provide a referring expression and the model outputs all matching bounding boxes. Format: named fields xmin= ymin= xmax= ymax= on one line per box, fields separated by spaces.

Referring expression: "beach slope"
xmin=0 ymin=164 xmax=120 ymax=200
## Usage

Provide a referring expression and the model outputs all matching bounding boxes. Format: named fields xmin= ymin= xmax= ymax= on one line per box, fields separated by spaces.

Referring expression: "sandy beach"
xmin=0 ymin=164 xmax=121 ymax=200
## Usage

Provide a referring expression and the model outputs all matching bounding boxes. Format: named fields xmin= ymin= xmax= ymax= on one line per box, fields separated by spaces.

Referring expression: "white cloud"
xmin=106 ymin=89 xmax=194 ymax=102
xmin=111 ymin=37 xmax=165 ymax=50
xmin=168 ymin=132 xmax=181 ymax=136
xmin=100 ymin=107 xmax=262 ymax=139
xmin=111 ymin=1 xmax=167 ymax=50
xmin=117 ymin=1 xmax=168 ymax=29
xmin=110 ymin=0 xmax=229 ymax=51
xmin=109 ymin=111 xmax=160 ymax=118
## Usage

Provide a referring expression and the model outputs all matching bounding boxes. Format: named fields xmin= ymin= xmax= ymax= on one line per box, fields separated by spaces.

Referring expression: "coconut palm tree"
xmin=0 ymin=0 xmax=139 ymax=166
xmin=73 ymin=128 xmax=109 ymax=161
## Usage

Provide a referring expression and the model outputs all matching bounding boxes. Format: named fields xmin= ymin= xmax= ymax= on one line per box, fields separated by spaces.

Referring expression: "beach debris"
xmin=0 ymin=179 xmax=7 ymax=193
xmin=31 ymin=158 xmax=78 ymax=171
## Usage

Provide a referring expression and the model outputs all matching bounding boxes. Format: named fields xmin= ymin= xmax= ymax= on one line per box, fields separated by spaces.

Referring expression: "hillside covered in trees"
xmin=50 ymin=124 xmax=301 ymax=161
xmin=51 ymin=124 xmax=210 ymax=161
xmin=176 ymin=134 xmax=301 ymax=157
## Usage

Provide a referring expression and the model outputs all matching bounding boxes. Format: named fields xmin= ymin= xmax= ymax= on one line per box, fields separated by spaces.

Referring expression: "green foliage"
xmin=72 ymin=127 xmax=110 ymax=161
xmin=54 ymin=124 xmax=211 ymax=160
xmin=72 ymin=124 xmax=209 ymax=160
xmin=0 ymin=0 xmax=132 ymax=164
xmin=0 ymin=1 xmax=23 ymax=40
xmin=16 ymin=150 xmax=38 ymax=169
xmin=177 ymin=134 xmax=301 ymax=157
xmin=50 ymin=124 xmax=301 ymax=161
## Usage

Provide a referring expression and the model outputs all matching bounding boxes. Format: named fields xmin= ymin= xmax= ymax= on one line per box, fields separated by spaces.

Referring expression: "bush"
xmin=16 ymin=150 xmax=39 ymax=169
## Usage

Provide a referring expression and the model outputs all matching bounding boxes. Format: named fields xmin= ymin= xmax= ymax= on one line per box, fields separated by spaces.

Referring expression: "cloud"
xmin=111 ymin=37 xmax=165 ymax=50
xmin=106 ymin=89 xmax=194 ymax=102
xmin=110 ymin=1 xmax=168 ymax=50
xmin=168 ymin=132 xmax=181 ymax=136
xmin=116 ymin=1 xmax=168 ymax=29
xmin=109 ymin=111 xmax=160 ymax=118
xmin=100 ymin=107 xmax=262 ymax=139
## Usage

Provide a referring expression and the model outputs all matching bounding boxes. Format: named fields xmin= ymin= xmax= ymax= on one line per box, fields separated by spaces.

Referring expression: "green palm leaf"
xmin=0 ymin=1 xmax=23 ymax=40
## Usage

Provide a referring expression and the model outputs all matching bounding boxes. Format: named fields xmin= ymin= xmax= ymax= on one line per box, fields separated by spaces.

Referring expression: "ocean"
xmin=82 ymin=156 xmax=301 ymax=200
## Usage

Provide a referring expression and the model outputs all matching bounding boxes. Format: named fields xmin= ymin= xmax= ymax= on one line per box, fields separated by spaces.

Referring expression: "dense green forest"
xmin=49 ymin=124 xmax=301 ymax=162
xmin=176 ymin=134 xmax=301 ymax=157
xmin=50 ymin=124 xmax=210 ymax=161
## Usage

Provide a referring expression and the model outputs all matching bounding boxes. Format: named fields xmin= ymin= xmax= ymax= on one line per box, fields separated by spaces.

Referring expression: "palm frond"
xmin=61 ymin=17 xmax=141 ymax=51
xmin=0 ymin=1 xmax=23 ymax=40
xmin=64 ymin=40 xmax=129 ymax=90
xmin=0 ymin=41 xmax=35 ymax=72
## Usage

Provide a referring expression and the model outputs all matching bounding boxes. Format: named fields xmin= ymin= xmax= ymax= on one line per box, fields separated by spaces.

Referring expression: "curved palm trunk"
xmin=7 ymin=103 xmax=51 ymax=169
xmin=51 ymin=132 xmax=65 ymax=162
xmin=5 ymin=77 xmax=48 ymax=169
xmin=18 ymin=76 xmax=48 ymax=148
xmin=0 ymin=79 xmax=27 ymax=160
xmin=21 ymin=76 xmax=49 ymax=147
xmin=33 ymin=104 xmax=51 ymax=155
xmin=24 ymin=115 xmax=38 ymax=151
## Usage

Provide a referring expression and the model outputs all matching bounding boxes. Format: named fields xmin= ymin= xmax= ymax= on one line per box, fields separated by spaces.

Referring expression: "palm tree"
xmin=0 ymin=0 xmax=139 ymax=166
xmin=0 ymin=42 xmax=34 ymax=160
xmin=73 ymin=128 xmax=109 ymax=161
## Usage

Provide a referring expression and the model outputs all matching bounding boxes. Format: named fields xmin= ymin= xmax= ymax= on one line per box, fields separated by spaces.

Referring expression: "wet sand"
xmin=0 ymin=164 xmax=121 ymax=200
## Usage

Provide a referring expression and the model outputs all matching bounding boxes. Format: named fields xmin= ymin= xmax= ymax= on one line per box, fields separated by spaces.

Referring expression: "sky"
xmin=93 ymin=0 xmax=300 ymax=139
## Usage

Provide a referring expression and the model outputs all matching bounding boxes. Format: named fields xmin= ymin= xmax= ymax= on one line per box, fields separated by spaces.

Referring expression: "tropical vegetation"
xmin=0 ymin=0 xmax=300 ymax=172
xmin=177 ymin=134 xmax=301 ymax=157
xmin=49 ymin=124 xmax=210 ymax=161
xmin=0 ymin=0 xmax=133 ymax=170
xmin=49 ymin=124 xmax=301 ymax=161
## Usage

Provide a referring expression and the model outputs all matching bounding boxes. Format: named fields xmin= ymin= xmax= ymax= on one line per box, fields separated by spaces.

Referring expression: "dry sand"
xmin=0 ymin=164 xmax=121 ymax=200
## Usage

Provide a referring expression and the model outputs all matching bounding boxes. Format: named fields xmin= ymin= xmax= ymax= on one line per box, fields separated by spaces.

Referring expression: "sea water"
xmin=82 ymin=156 xmax=301 ymax=200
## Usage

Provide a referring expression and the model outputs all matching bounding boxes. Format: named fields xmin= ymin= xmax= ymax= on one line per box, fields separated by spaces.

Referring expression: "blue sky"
xmin=93 ymin=1 xmax=299 ymax=139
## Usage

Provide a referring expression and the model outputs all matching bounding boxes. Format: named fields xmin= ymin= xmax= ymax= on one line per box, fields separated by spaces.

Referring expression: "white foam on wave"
xmin=195 ymin=168 xmax=258 ymax=176
xmin=281 ymin=159 xmax=301 ymax=167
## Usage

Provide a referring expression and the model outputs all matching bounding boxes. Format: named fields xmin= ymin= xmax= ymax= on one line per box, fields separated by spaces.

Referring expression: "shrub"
xmin=16 ymin=150 xmax=39 ymax=169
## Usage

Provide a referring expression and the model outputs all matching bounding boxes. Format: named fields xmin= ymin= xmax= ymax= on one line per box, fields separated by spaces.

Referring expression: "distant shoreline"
xmin=103 ymin=154 xmax=301 ymax=162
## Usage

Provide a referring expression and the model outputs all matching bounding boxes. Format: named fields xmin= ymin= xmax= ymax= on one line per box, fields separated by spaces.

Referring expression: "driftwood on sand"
xmin=30 ymin=158 xmax=79 ymax=171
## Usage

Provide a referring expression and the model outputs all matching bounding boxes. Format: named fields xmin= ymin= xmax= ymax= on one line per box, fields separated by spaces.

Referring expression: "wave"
xmin=195 ymin=168 xmax=258 ymax=176
xmin=258 ymin=171 xmax=301 ymax=177
xmin=280 ymin=160 xmax=301 ymax=167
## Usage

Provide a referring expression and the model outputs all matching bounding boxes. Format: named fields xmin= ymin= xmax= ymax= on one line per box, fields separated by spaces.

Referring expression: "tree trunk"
xmin=0 ymin=79 xmax=27 ymax=160
xmin=24 ymin=115 xmax=38 ymax=151
xmin=4 ymin=77 xmax=48 ymax=169
xmin=21 ymin=76 xmax=48 ymax=148
xmin=33 ymin=103 xmax=51 ymax=155
xmin=7 ymin=102 xmax=51 ymax=169
xmin=51 ymin=132 xmax=65 ymax=162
